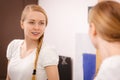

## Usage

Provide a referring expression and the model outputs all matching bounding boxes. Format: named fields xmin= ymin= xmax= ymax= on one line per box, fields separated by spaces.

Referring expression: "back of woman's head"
xmin=89 ymin=1 xmax=120 ymax=42
xmin=21 ymin=4 xmax=48 ymax=26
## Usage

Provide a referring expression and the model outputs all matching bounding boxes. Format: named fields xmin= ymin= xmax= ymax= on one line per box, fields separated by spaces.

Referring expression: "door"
xmin=0 ymin=0 xmax=38 ymax=79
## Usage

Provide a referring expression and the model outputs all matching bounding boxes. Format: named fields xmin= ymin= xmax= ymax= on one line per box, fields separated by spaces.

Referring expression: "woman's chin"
xmin=30 ymin=37 xmax=40 ymax=41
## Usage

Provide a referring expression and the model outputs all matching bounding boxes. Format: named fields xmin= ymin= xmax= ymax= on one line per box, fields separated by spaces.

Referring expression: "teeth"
xmin=32 ymin=32 xmax=39 ymax=35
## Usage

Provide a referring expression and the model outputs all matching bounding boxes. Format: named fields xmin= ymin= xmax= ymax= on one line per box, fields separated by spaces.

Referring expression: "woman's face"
xmin=21 ymin=11 xmax=46 ymax=41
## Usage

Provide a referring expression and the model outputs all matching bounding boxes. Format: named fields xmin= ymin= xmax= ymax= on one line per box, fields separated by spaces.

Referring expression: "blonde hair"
xmin=21 ymin=4 xmax=48 ymax=26
xmin=89 ymin=1 xmax=120 ymax=42
xmin=21 ymin=4 xmax=47 ymax=80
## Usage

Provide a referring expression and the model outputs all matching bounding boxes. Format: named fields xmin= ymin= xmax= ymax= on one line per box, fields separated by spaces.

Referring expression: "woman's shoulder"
xmin=8 ymin=39 xmax=23 ymax=47
xmin=103 ymin=56 xmax=120 ymax=70
xmin=94 ymin=56 xmax=120 ymax=80
xmin=6 ymin=39 xmax=24 ymax=60
xmin=101 ymin=55 xmax=120 ymax=68
xmin=40 ymin=42 xmax=59 ymax=59
xmin=9 ymin=39 xmax=23 ymax=44
xmin=42 ymin=42 xmax=56 ymax=51
xmin=39 ymin=42 xmax=59 ymax=67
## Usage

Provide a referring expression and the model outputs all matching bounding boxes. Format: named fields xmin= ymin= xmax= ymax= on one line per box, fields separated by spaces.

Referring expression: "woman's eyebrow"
xmin=28 ymin=19 xmax=45 ymax=21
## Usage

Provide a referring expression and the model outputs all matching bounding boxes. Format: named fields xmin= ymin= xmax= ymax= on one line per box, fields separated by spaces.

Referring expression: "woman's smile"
xmin=31 ymin=32 xmax=40 ymax=37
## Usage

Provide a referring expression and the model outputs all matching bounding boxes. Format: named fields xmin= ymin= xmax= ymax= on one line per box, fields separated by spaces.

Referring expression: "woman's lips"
xmin=31 ymin=32 xmax=40 ymax=35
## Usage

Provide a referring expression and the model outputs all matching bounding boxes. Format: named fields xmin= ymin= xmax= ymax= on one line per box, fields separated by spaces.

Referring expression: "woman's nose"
xmin=34 ymin=23 xmax=40 ymax=29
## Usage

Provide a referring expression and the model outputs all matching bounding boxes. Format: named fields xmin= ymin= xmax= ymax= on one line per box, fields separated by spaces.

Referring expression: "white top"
xmin=7 ymin=39 xmax=59 ymax=80
xmin=94 ymin=55 xmax=120 ymax=80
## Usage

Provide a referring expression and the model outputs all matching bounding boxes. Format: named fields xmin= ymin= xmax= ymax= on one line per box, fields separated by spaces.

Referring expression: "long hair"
xmin=89 ymin=1 xmax=120 ymax=42
xmin=32 ymin=35 xmax=44 ymax=80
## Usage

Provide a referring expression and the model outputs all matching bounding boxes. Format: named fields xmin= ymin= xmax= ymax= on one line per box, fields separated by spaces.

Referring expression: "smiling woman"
xmin=0 ymin=0 xmax=39 ymax=79
xmin=21 ymin=11 xmax=46 ymax=41
xmin=6 ymin=4 xmax=59 ymax=80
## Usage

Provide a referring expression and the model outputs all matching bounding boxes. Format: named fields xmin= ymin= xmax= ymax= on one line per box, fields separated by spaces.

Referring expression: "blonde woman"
xmin=88 ymin=1 xmax=120 ymax=80
xmin=6 ymin=4 xmax=59 ymax=80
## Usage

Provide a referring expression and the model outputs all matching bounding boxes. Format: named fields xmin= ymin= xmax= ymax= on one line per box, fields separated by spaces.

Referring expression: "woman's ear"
xmin=20 ymin=21 xmax=24 ymax=29
xmin=89 ymin=23 xmax=97 ymax=38
xmin=89 ymin=22 xmax=98 ymax=48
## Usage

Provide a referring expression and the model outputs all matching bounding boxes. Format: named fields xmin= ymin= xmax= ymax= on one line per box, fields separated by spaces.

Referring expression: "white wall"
xmin=39 ymin=0 xmax=97 ymax=80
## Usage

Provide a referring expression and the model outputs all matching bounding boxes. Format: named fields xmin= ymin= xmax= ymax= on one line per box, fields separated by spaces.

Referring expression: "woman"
xmin=88 ymin=1 xmax=120 ymax=80
xmin=6 ymin=4 xmax=59 ymax=80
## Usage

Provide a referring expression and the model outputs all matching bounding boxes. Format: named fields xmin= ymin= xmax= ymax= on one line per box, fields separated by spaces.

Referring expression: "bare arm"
xmin=6 ymin=61 xmax=10 ymax=80
xmin=45 ymin=65 xmax=59 ymax=80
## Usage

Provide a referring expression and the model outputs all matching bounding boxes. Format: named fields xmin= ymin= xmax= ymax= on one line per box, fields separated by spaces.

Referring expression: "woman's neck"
xmin=23 ymin=38 xmax=38 ymax=51
xmin=98 ymin=39 xmax=120 ymax=60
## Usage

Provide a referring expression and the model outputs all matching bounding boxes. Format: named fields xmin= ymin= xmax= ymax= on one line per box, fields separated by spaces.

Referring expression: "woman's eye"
xmin=29 ymin=22 xmax=35 ymax=24
xmin=39 ymin=22 xmax=45 ymax=25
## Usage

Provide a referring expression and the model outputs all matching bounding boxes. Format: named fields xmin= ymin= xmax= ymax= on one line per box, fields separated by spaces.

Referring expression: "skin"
xmin=6 ymin=11 xmax=59 ymax=80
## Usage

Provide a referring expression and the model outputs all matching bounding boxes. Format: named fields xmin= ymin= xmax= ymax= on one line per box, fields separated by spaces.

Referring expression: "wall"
xmin=39 ymin=0 xmax=97 ymax=80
